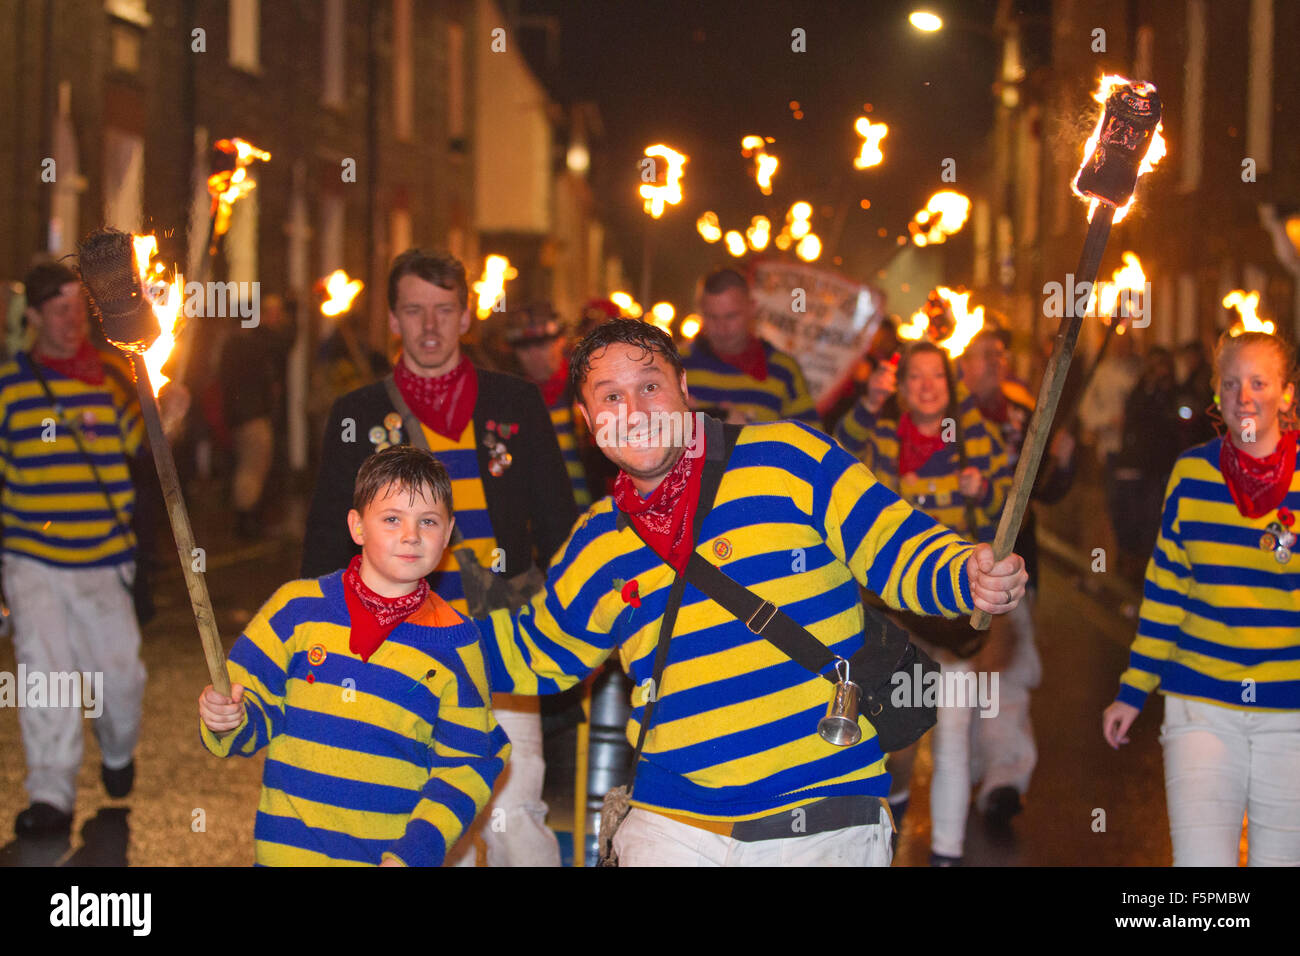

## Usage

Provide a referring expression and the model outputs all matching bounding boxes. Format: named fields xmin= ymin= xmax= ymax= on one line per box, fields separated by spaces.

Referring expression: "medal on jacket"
xmin=483 ymin=420 xmax=516 ymax=477
xmin=818 ymin=657 xmax=862 ymax=747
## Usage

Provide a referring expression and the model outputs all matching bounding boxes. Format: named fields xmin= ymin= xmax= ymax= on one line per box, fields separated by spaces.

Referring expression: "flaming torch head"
xmin=78 ymin=228 xmax=161 ymax=352
xmin=1074 ymin=82 xmax=1163 ymax=210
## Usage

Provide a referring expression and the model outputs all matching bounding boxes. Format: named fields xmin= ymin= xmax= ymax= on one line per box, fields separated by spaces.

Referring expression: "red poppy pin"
xmin=1280 ymin=507 xmax=1294 ymax=528
xmin=616 ymin=578 xmax=641 ymax=608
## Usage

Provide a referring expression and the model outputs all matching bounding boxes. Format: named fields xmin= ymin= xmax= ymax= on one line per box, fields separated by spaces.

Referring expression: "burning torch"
xmin=78 ymin=228 xmax=231 ymax=696
xmin=969 ymin=77 xmax=1164 ymax=630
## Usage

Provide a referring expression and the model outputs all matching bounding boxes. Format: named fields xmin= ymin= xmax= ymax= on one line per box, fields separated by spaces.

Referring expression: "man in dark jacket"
xmin=302 ymin=249 xmax=578 ymax=866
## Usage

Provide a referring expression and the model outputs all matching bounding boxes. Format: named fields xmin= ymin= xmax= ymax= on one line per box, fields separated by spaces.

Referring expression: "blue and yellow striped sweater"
xmin=479 ymin=420 xmax=978 ymax=822
xmin=682 ymin=337 xmax=820 ymax=426
xmin=833 ymin=388 xmax=1011 ymax=542
xmin=200 ymin=572 xmax=510 ymax=866
xmin=1118 ymin=438 xmax=1300 ymax=712
xmin=0 ymin=350 xmax=143 ymax=567
xmin=547 ymin=392 xmax=592 ymax=507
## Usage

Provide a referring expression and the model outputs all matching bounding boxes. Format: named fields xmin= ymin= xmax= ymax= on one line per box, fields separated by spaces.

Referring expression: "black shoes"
xmin=102 ymin=760 xmax=135 ymax=799
xmin=15 ymin=802 xmax=73 ymax=838
xmin=984 ymin=785 xmax=1023 ymax=830
xmin=929 ymin=851 xmax=962 ymax=866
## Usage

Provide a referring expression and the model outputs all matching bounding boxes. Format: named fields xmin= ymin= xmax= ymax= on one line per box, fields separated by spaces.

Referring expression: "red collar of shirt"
xmin=898 ymin=411 xmax=949 ymax=476
xmin=393 ymin=354 xmax=478 ymax=441
xmin=613 ymin=431 xmax=706 ymax=573
xmin=538 ymin=357 xmax=569 ymax=408
xmin=1219 ymin=429 xmax=1298 ymax=519
xmin=33 ymin=340 xmax=105 ymax=385
xmin=710 ymin=335 xmax=768 ymax=382
xmin=341 ymin=554 xmax=430 ymax=662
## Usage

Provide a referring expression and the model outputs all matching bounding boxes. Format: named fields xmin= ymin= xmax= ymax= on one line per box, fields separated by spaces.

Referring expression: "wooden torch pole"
xmin=970 ymin=209 xmax=1114 ymax=630
xmin=131 ymin=354 xmax=231 ymax=695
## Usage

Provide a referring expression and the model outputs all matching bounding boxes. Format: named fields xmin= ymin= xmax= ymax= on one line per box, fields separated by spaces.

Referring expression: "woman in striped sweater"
xmin=1103 ymin=331 xmax=1300 ymax=866
xmin=835 ymin=340 xmax=1013 ymax=865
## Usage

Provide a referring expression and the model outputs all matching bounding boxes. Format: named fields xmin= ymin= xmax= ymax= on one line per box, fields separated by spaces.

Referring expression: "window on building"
xmin=230 ymin=0 xmax=260 ymax=72
xmin=393 ymin=0 xmax=413 ymax=141
xmin=103 ymin=128 xmax=144 ymax=233
xmin=322 ymin=0 xmax=345 ymax=107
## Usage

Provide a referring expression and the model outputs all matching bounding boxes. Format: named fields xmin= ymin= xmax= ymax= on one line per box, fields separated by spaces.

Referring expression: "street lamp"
xmin=908 ymin=10 xmax=943 ymax=32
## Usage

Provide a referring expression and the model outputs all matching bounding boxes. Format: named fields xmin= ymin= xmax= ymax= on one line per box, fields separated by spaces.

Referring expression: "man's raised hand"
xmin=965 ymin=543 xmax=1028 ymax=614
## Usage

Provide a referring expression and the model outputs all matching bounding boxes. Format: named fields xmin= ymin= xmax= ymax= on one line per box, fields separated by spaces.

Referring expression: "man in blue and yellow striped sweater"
xmin=200 ymin=447 xmax=509 ymax=866
xmin=507 ymin=303 xmax=593 ymax=507
xmin=682 ymin=268 xmax=821 ymax=428
xmin=4 ymin=263 xmax=149 ymax=839
xmin=478 ymin=320 xmax=1028 ymax=866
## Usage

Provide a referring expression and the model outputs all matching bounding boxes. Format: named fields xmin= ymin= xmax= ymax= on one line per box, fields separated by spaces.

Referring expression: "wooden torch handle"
xmin=131 ymin=354 xmax=232 ymax=696
xmin=970 ymin=211 xmax=1114 ymax=630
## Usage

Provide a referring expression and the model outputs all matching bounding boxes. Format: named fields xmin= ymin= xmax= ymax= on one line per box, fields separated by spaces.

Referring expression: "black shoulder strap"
xmin=626 ymin=417 xmax=738 ymax=793
xmin=382 ymin=373 xmax=431 ymax=452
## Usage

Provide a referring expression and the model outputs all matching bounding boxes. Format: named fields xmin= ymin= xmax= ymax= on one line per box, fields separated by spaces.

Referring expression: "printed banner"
xmin=751 ymin=259 xmax=885 ymax=412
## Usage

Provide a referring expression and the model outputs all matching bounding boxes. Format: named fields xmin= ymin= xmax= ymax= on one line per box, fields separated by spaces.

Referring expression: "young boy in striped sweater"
xmin=199 ymin=447 xmax=509 ymax=866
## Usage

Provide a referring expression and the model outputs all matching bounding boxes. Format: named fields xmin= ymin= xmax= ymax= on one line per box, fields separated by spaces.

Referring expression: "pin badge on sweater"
xmin=371 ymin=415 xmax=403 ymax=453
xmin=483 ymin=419 xmax=517 ymax=476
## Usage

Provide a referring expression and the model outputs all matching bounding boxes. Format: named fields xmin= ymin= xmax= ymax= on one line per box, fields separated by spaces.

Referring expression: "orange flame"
xmin=1071 ymin=75 xmax=1166 ymax=224
xmin=207 ymin=137 xmax=272 ymax=242
xmin=319 ymin=269 xmax=364 ymax=317
xmin=935 ymin=288 xmax=985 ymax=358
xmin=1224 ymin=290 xmax=1275 ymax=336
xmin=911 ymin=191 xmax=970 ymax=245
xmin=130 ymin=235 xmax=184 ymax=394
xmin=697 ymin=211 xmax=722 ymax=243
xmin=1087 ymin=251 xmax=1148 ymax=326
xmin=853 ymin=117 xmax=888 ymax=169
xmin=639 ymin=144 xmax=687 ymax=218
xmin=898 ymin=310 xmax=929 ymax=341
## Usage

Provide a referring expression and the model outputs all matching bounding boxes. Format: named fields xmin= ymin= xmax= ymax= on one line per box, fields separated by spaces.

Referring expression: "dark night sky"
xmin=520 ymin=0 xmax=1010 ymax=306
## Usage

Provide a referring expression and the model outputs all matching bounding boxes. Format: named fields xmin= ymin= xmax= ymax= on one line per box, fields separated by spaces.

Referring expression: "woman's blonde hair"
xmin=1212 ymin=331 xmax=1299 ymax=432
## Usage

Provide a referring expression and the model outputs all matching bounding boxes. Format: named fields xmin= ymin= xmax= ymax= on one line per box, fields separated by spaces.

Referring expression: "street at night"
xmin=0 ymin=3 xmax=1296 ymax=938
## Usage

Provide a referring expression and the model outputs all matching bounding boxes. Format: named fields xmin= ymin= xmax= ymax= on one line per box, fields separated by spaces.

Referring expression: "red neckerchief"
xmin=712 ymin=336 xmax=768 ymax=382
xmin=341 ymin=554 xmax=430 ymax=662
xmin=977 ymin=389 xmax=1009 ymax=425
xmin=539 ymin=357 xmax=569 ymax=408
xmin=34 ymin=340 xmax=105 ymax=385
xmin=1219 ymin=429 xmax=1298 ymax=519
xmin=898 ymin=411 xmax=948 ymax=476
xmin=394 ymin=354 xmax=478 ymax=441
xmin=613 ymin=431 xmax=706 ymax=572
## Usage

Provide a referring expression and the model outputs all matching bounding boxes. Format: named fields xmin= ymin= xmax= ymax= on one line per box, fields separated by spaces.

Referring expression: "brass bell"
xmin=818 ymin=657 xmax=862 ymax=747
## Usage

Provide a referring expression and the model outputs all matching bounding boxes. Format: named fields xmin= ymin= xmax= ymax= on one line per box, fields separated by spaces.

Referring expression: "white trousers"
xmin=446 ymin=697 xmax=561 ymax=866
xmin=1160 ymin=694 xmax=1300 ymax=866
xmin=6 ymin=553 xmax=147 ymax=813
xmin=891 ymin=596 xmax=1040 ymax=858
xmin=611 ymin=805 xmax=895 ymax=867
xmin=970 ymin=594 xmax=1040 ymax=807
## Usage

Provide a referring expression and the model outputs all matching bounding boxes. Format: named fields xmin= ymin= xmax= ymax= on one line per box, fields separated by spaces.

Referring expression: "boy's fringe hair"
xmin=353 ymin=445 xmax=453 ymax=515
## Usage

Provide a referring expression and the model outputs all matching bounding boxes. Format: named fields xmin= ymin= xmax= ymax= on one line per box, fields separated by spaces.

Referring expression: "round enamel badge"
xmin=713 ymin=538 xmax=733 ymax=560
xmin=307 ymin=644 xmax=327 ymax=666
